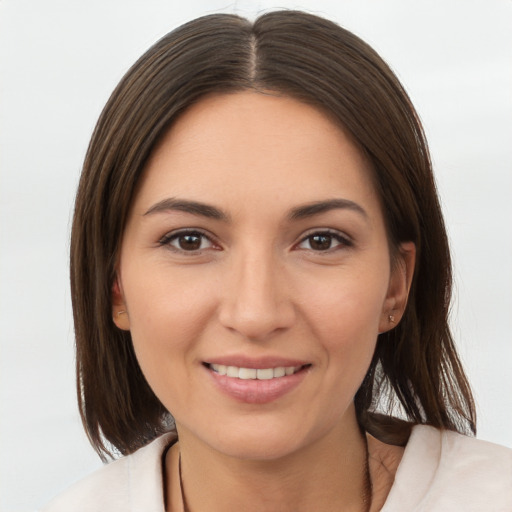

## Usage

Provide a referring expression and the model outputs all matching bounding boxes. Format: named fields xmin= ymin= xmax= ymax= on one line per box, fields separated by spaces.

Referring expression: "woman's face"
xmin=114 ymin=92 xmax=413 ymax=460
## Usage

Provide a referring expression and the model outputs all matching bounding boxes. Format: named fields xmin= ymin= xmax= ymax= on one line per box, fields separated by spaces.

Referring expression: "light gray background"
xmin=1 ymin=1 xmax=511 ymax=511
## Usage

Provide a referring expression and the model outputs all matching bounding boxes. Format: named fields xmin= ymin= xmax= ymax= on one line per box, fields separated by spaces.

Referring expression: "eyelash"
xmin=158 ymin=229 xmax=217 ymax=253
xmin=296 ymin=230 xmax=353 ymax=253
xmin=158 ymin=228 xmax=352 ymax=254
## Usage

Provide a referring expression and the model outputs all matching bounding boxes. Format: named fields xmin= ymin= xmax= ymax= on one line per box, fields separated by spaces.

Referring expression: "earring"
xmin=388 ymin=314 xmax=395 ymax=323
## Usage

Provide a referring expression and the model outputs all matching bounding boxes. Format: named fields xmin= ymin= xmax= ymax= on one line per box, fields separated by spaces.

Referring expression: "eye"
xmin=297 ymin=231 xmax=352 ymax=252
xmin=159 ymin=230 xmax=216 ymax=252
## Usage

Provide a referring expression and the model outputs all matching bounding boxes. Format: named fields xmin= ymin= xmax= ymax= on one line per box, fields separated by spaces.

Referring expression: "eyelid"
xmin=294 ymin=228 xmax=353 ymax=251
xmin=158 ymin=228 xmax=221 ymax=252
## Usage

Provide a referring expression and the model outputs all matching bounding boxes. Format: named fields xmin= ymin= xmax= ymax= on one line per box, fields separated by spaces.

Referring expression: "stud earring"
xmin=388 ymin=314 xmax=395 ymax=323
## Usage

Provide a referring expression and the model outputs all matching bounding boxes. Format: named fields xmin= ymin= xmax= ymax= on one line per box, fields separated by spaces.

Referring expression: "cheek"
xmin=298 ymin=267 xmax=388 ymax=374
xmin=125 ymin=262 xmax=218 ymax=335
xmin=120 ymin=266 xmax=219 ymax=397
xmin=300 ymin=267 xmax=388 ymax=338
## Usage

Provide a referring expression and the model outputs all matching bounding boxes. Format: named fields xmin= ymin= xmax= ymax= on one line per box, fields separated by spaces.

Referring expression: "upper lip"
xmin=203 ymin=355 xmax=310 ymax=369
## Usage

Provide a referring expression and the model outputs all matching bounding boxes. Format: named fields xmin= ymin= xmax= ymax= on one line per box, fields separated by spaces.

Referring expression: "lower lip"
xmin=206 ymin=366 xmax=309 ymax=404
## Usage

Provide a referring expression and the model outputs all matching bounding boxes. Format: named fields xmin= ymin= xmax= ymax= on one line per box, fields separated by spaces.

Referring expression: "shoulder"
xmin=383 ymin=425 xmax=512 ymax=511
xmin=40 ymin=433 xmax=176 ymax=512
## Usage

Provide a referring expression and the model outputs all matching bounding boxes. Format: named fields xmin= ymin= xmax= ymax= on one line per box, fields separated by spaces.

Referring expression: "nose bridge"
xmin=219 ymin=244 xmax=294 ymax=340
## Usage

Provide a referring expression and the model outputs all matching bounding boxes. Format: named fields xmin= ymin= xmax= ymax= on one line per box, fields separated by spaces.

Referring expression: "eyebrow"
xmin=144 ymin=198 xmax=230 ymax=221
xmin=143 ymin=197 xmax=367 ymax=223
xmin=288 ymin=199 xmax=368 ymax=220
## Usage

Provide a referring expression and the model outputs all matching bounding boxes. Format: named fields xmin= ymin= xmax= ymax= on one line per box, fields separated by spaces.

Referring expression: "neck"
xmin=166 ymin=412 xmax=371 ymax=512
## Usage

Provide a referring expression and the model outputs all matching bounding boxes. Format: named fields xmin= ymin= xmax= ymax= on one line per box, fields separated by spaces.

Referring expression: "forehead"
xmin=135 ymin=91 xmax=379 ymax=217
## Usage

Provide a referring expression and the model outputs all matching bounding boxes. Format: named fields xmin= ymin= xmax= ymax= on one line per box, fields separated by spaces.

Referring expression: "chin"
xmin=211 ymin=432 xmax=306 ymax=462
xmin=185 ymin=411 xmax=342 ymax=463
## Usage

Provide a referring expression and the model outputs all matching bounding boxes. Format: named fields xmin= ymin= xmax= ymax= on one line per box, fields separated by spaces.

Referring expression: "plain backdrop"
xmin=1 ymin=1 xmax=511 ymax=511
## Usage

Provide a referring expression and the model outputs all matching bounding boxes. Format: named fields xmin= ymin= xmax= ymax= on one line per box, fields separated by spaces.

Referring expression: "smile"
xmin=205 ymin=362 xmax=310 ymax=404
xmin=208 ymin=363 xmax=301 ymax=380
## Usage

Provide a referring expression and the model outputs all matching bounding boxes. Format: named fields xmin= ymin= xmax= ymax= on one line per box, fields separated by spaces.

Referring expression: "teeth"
xmin=210 ymin=364 xmax=300 ymax=380
xmin=273 ymin=366 xmax=286 ymax=378
xmin=257 ymin=368 xmax=274 ymax=380
xmin=216 ymin=364 xmax=227 ymax=376
xmin=239 ymin=367 xmax=257 ymax=379
xmin=226 ymin=366 xmax=238 ymax=377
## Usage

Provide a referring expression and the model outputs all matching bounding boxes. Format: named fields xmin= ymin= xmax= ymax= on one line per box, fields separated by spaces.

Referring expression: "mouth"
xmin=203 ymin=358 xmax=312 ymax=403
xmin=205 ymin=363 xmax=310 ymax=380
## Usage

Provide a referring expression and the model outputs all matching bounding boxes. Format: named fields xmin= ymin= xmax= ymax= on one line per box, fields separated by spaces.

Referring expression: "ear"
xmin=379 ymin=241 xmax=416 ymax=333
xmin=112 ymin=276 xmax=130 ymax=331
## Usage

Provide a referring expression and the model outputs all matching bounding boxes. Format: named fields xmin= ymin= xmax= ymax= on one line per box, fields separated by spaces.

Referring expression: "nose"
xmin=218 ymin=249 xmax=296 ymax=341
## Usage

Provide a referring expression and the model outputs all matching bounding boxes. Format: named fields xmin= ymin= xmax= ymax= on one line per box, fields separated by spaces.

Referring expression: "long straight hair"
xmin=70 ymin=10 xmax=476 ymax=459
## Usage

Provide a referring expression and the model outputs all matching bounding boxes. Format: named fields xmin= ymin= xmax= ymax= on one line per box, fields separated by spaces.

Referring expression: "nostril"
xmin=218 ymin=297 xmax=296 ymax=341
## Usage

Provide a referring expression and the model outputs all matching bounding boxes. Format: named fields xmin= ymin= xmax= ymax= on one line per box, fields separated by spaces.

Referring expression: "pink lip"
xmin=204 ymin=361 xmax=310 ymax=405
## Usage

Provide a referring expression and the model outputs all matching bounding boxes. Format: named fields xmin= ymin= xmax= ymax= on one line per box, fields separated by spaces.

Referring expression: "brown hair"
xmin=71 ymin=10 xmax=475 ymax=459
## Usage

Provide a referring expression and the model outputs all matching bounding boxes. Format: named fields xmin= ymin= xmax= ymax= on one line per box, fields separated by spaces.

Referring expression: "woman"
xmin=42 ymin=10 xmax=511 ymax=512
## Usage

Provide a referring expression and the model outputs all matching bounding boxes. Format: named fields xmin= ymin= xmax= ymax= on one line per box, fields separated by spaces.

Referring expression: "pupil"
xmin=179 ymin=234 xmax=201 ymax=250
xmin=310 ymin=234 xmax=331 ymax=250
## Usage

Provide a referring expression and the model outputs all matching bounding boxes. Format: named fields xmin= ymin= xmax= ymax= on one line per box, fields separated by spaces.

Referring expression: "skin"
xmin=113 ymin=92 xmax=415 ymax=511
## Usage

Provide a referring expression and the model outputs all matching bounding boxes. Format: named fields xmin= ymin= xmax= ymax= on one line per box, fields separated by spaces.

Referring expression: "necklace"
xmin=177 ymin=454 xmax=189 ymax=512
xmin=178 ymin=438 xmax=372 ymax=512
xmin=362 ymin=438 xmax=372 ymax=512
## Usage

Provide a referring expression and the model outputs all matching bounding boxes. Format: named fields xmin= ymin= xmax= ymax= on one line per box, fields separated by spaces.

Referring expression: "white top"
xmin=41 ymin=425 xmax=512 ymax=511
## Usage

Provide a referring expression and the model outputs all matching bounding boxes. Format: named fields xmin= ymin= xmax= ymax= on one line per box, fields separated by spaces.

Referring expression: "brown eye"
xmin=297 ymin=231 xmax=351 ymax=252
xmin=160 ymin=230 xmax=214 ymax=252
xmin=309 ymin=234 xmax=333 ymax=251
xmin=177 ymin=233 xmax=203 ymax=250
